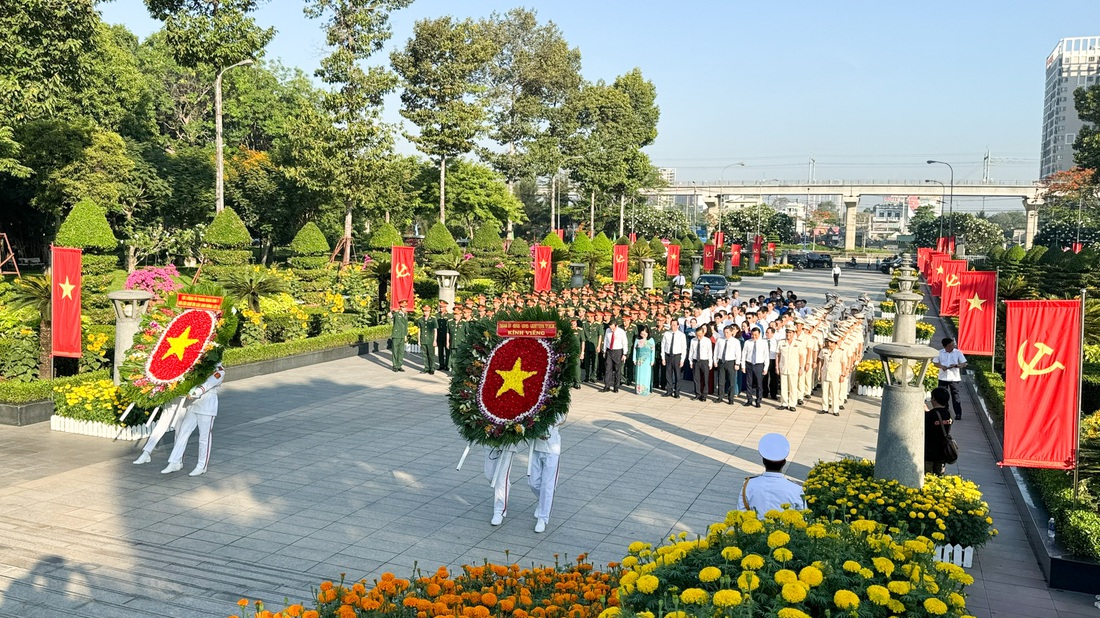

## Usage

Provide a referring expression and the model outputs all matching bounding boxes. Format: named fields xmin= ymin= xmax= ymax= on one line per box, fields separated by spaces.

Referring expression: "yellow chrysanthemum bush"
xmin=615 ymin=509 xmax=975 ymax=617
xmin=803 ymin=459 xmax=996 ymax=548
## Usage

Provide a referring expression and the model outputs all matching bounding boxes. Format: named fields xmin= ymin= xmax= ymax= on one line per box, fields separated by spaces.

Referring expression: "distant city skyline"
xmin=97 ymin=0 xmax=1100 ymax=212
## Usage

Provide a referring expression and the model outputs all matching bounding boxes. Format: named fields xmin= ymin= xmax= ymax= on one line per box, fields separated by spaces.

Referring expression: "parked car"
xmin=788 ymin=252 xmax=833 ymax=268
xmin=879 ymin=255 xmax=904 ymax=274
xmin=692 ymin=274 xmax=731 ymax=300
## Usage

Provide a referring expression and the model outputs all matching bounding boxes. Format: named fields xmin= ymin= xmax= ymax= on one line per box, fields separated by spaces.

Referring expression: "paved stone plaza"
xmin=0 ymin=268 xmax=1096 ymax=617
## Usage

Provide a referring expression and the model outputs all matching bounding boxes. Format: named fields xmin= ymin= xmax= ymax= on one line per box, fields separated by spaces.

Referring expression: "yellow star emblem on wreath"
xmin=161 ymin=326 xmax=199 ymax=361
xmin=965 ymin=294 xmax=986 ymax=311
xmin=495 ymin=357 xmax=537 ymax=397
xmin=58 ymin=277 xmax=76 ymax=300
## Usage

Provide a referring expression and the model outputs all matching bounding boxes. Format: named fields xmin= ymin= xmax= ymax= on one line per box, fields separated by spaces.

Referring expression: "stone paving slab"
xmin=0 ymin=268 xmax=1094 ymax=617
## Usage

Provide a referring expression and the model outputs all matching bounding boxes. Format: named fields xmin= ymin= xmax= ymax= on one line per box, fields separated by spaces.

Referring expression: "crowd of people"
xmin=389 ymin=282 xmax=876 ymax=417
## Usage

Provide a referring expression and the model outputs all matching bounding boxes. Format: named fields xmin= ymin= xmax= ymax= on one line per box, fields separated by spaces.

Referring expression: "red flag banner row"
xmin=957 ymin=271 xmax=997 ymax=355
xmin=1002 ymin=299 xmax=1082 ymax=470
xmin=731 ymin=244 xmax=742 ymax=268
xmin=533 ymin=245 xmax=552 ymax=292
xmin=391 ymin=246 xmax=415 ymax=310
xmin=939 ymin=259 xmax=967 ymax=317
xmin=51 ymin=246 xmax=82 ymax=358
xmin=703 ymin=244 xmax=715 ymax=271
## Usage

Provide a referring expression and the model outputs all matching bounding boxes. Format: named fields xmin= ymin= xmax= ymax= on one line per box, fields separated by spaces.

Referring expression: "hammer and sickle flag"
xmin=703 ymin=243 xmax=715 ymax=271
xmin=533 ymin=244 xmax=552 ymax=292
xmin=939 ymin=259 xmax=968 ymax=317
xmin=1002 ymin=299 xmax=1082 ymax=469
xmin=390 ymin=245 xmax=415 ymax=310
xmin=612 ymin=244 xmax=629 ymax=283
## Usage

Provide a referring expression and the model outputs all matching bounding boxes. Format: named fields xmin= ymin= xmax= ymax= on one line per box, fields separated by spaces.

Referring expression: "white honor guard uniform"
xmin=162 ymin=364 xmax=224 ymax=476
xmin=132 ymin=396 xmax=185 ymax=465
xmin=739 ymin=433 xmax=805 ymax=519
xmin=527 ymin=424 xmax=561 ymax=533
xmin=484 ymin=444 xmax=518 ymax=526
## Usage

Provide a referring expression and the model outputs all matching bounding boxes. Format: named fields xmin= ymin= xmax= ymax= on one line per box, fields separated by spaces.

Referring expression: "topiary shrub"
xmin=570 ymin=232 xmax=593 ymax=257
xmin=289 ymin=222 xmax=331 ymax=257
xmin=649 ymin=237 xmax=666 ymax=257
xmin=422 ymin=222 xmax=458 ymax=254
xmin=540 ymin=231 xmax=568 ymax=263
xmin=507 ymin=237 xmax=530 ymax=257
xmin=614 ymin=236 xmax=630 ymax=245
xmin=204 ymin=207 xmax=252 ymax=249
xmin=368 ymin=222 xmax=403 ymax=250
xmin=469 ymin=221 xmax=504 ymax=253
xmin=55 ymin=199 xmax=118 ymax=253
xmin=591 ymin=232 xmax=613 ymax=256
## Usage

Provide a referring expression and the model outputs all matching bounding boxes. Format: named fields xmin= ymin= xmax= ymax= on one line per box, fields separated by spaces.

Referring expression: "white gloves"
xmin=188 ymin=387 xmax=203 ymax=399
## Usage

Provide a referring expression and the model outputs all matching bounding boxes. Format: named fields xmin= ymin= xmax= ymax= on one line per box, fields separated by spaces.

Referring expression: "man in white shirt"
xmin=528 ymin=424 xmax=561 ymax=533
xmin=831 ymin=264 xmax=842 ymax=286
xmin=661 ymin=318 xmax=688 ymax=398
xmin=689 ymin=328 xmax=714 ymax=401
xmin=715 ymin=325 xmax=741 ymax=405
xmin=741 ymin=327 xmax=769 ymax=408
xmin=933 ymin=337 xmax=967 ymax=420
xmin=602 ymin=318 xmax=628 ymax=393
xmin=740 ymin=433 xmax=806 ymax=518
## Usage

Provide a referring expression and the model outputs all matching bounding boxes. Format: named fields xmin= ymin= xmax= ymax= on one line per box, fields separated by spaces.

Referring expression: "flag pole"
xmin=1073 ymin=288 xmax=1086 ymax=508
xmin=991 ymin=269 xmax=1000 ymax=373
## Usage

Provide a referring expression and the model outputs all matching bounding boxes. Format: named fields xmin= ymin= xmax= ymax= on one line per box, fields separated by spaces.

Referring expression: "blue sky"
xmin=99 ymin=0 xmax=1100 ymax=211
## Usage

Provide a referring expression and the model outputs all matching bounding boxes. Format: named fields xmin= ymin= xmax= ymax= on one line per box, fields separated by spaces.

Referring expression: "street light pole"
xmin=927 ymin=160 xmax=954 ymax=239
xmin=924 ymin=179 xmax=946 ymax=238
xmin=215 ymin=58 xmax=255 ymax=213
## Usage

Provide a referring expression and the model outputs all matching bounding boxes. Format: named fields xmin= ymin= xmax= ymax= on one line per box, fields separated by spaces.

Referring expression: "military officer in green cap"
xmin=418 ymin=303 xmax=438 ymax=374
xmin=451 ymin=307 xmax=469 ymax=364
xmin=569 ymin=317 xmax=583 ymax=389
xmin=391 ymin=300 xmax=410 ymax=372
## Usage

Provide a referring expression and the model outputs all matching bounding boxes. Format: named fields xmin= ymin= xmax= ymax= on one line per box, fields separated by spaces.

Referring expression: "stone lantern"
xmin=107 ymin=290 xmax=153 ymax=384
xmin=568 ymin=263 xmax=586 ymax=288
xmin=640 ymin=258 xmax=655 ymax=289
xmin=434 ymin=270 xmax=459 ymax=309
xmin=891 ymin=253 xmax=921 ymax=344
xmin=872 ymin=342 xmax=939 ymax=488
xmin=691 ymin=254 xmax=702 ymax=282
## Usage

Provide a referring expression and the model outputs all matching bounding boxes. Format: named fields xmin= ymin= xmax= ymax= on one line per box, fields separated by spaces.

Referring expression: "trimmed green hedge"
xmin=0 ymin=370 xmax=110 ymax=405
xmin=507 ymin=237 xmax=530 ymax=257
xmin=222 ymin=325 xmax=390 ymax=366
xmin=204 ymin=207 xmax=252 ymax=248
xmin=288 ymin=256 xmax=331 ymax=270
xmin=422 ymin=222 xmax=458 ymax=253
xmin=368 ymin=222 xmax=403 ymax=249
xmin=204 ymin=249 xmax=253 ymax=266
xmin=289 ymin=222 xmax=331 ymax=256
xmin=470 ymin=221 xmax=503 ymax=252
xmin=56 ymin=200 xmax=118 ymax=252
xmin=82 ymin=254 xmax=120 ymax=276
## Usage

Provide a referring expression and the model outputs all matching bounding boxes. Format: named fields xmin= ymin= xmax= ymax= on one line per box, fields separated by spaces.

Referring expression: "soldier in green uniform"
xmin=569 ymin=317 xmax=583 ymax=389
xmin=418 ymin=304 xmax=437 ymax=374
xmin=391 ymin=300 xmax=410 ymax=372
xmin=451 ymin=308 xmax=469 ymax=364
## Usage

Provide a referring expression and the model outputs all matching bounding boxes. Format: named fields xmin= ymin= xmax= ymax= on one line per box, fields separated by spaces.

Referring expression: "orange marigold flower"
xmin=481 ymin=593 xmax=498 ymax=607
xmin=336 ymin=605 xmax=356 ymax=618
xmin=285 ymin=605 xmax=303 ymax=617
xmin=492 ymin=564 xmax=509 ymax=577
xmin=238 ymin=599 xmax=250 ymax=607
xmin=382 ymin=572 xmax=396 ymax=582
xmin=303 ymin=612 xmax=319 ymax=618
xmin=427 ymin=583 xmax=442 ymax=597
xmin=343 ymin=594 xmax=360 ymax=605
xmin=500 ymin=599 xmax=515 ymax=612
xmin=353 ymin=583 xmax=367 ymax=595
xmin=404 ymin=597 xmax=420 ymax=608
xmin=323 ymin=589 xmax=337 ymax=603
xmin=514 ymin=610 xmax=528 ymax=618
xmin=436 ymin=567 xmax=450 ymax=579
xmin=320 ymin=582 xmax=334 ymax=592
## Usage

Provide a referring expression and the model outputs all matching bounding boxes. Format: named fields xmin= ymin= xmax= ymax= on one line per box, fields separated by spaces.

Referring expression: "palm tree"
xmin=432 ymin=250 xmax=479 ymax=286
xmin=8 ymin=275 xmax=53 ymax=379
xmin=222 ymin=269 xmax=289 ymax=313
xmin=363 ymin=257 xmax=392 ymax=312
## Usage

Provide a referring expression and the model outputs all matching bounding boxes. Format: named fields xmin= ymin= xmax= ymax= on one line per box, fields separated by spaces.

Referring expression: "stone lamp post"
xmin=872 ymin=342 xmax=939 ymax=488
xmin=568 ymin=263 xmax=586 ymax=288
xmin=107 ymin=290 xmax=153 ymax=384
xmin=891 ymin=253 xmax=922 ymax=344
xmin=691 ymin=254 xmax=702 ymax=282
xmin=434 ymin=270 xmax=459 ymax=309
xmin=640 ymin=258 xmax=655 ymax=289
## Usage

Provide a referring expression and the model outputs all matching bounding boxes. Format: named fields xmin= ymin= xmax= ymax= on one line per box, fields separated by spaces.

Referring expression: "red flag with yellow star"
xmin=731 ymin=244 xmax=742 ymax=268
xmin=613 ymin=244 xmax=629 ymax=282
xmin=51 ymin=246 xmax=82 ymax=358
xmin=666 ymin=244 xmax=680 ymax=276
xmin=390 ymin=245 xmax=414 ymax=310
xmin=533 ymin=244 xmax=552 ymax=292
xmin=957 ymin=271 xmax=997 ymax=355
xmin=1002 ymin=299 xmax=1082 ymax=469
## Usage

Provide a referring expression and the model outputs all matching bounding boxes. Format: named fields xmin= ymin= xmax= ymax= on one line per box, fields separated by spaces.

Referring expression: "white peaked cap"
xmin=758 ymin=433 xmax=791 ymax=461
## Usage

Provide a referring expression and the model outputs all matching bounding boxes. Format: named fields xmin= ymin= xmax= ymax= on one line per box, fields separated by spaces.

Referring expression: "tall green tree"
xmin=391 ymin=16 xmax=498 ymax=224
xmin=413 ymin=159 xmax=525 ymax=239
xmin=1072 ymin=84 xmax=1100 ymax=181
xmin=143 ymin=0 xmax=274 ymax=70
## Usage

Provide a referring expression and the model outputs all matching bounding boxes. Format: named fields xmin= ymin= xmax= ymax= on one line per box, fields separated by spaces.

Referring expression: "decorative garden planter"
xmin=405 ymin=343 xmax=422 ymax=354
xmin=857 ymin=385 xmax=885 ymax=398
xmin=880 ymin=312 xmax=896 ymax=320
xmin=916 ymin=338 xmax=931 ymax=345
xmin=872 ymin=334 xmax=892 ymax=343
xmin=933 ymin=544 xmax=974 ymax=568
xmin=49 ymin=415 xmax=152 ymax=441
xmin=762 ymin=271 xmax=777 ymax=277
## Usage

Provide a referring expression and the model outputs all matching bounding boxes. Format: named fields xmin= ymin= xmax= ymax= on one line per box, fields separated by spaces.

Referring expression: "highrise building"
xmin=1041 ymin=36 xmax=1100 ymax=178
xmin=657 ymin=167 xmax=677 ymax=184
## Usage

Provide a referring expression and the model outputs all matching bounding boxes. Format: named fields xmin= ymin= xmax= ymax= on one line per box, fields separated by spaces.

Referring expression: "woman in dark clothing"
xmin=925 ymin=386 xmax=954 ymax=475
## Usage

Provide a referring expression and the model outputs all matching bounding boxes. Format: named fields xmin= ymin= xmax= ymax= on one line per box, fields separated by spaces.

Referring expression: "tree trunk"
xmin=343 ymin=206 xmax=353 ymax=265
xmin=261 ymin=239 xmax=272 ymax=266
xmin=439 ymin=154 xmax=447 ymax=224
xmin=126 ymin=244 xmax=137 ymax=273
xmin=550 ymin=174 xmax=556 ymax=235
xmin=618 ymin=194 xmax=625 ymax=238
xmin=590 ymin=190 xmax=595 ymax=238
xmin=39 ymin=320 xmax=52 ymax=380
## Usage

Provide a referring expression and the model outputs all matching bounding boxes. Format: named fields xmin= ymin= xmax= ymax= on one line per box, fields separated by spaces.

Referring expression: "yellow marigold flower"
xmin=850 ymin=519 xmax=877 ymax=533
xmin=637 ymin=613 xmax=654 ymax=618
xmin=781 ymin=583 xmax=807 ymax=603
xmin=806 ymin=523 xmax=827 ymax=538
xmin=842 ymin=560 xmax=862 ymax=573
xmin=859 ymin=567 xmax=874 ymax=579
xmin=740 ymin=554 xmax=764 ymax=570
xmin=621 ymin=556 xmax=638 ymax=568
xmin=736 ymin=572 xmax=759 ymax=592
xmin=679 ymin=588 xmax=708 ymax=604
xmin=888 ymin=599 xmax=906 ymax=613
xmin=773 ymin=547 xmax=793 ymax=562
xmin=721 ymin=546 xmax=742 ymax=561
xmin=619 ymin=571 xmax=639 ymax=587
xmin=698 ymin=567 xmax=721 ymax=583
xmin=767 ymin=530 xmax=790 ymax=548
xmin=886 ymin=581 xmax=911 ymax=595
xmin=949 ymin=592 xmax=966 ymax=608
xmin=774 ymin=569 xmax=798 ymax=585
xmin=741 ymin=518 xmax=764 ymax=534
xmin=866 ymin=585 xmax=890 ymax=606
xmin=636 ymin=575 xmax=660 ymax=594
xmin=712 ymin=590 xmax=742 ymax=608
xmin=663 ymin=612 xmax=686 ymax=618
xmin=798 ymin=565 xmax=824 ymax=587
xmin=924 ymin=598 xmax=949 ymax=615
xmin=777 ymin=609 xmax=810 ymax=618
xmin=598 ymin=608 xmax=621 ymax=618
xmin=833 ymin=589 xmax=860 ymax=610
xmin=950 ymin=571 xmax=975 ymax=585
xmin=872 ymin=557 xmax=895 ymax=576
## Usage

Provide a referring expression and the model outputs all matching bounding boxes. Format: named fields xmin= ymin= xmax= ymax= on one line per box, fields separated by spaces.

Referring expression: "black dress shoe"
xmin=601 ymin=388 xmax=610 ymax=393
xmin=955 ymin=415 xmax=962 ymax=420
xmin=673 ymin=393 xmax=680 ymax=399
xmin=573 ymin=385 xmax=581 ymax=390
xmin=755 ymin=402 xmax=761 ymax=408
xmin=797 ymin=399 xmax=804 ymax=405
xmin=613 ymin=388 xmax=618 ymax=393
xmin=832 ymin=411 xmax=840 ymax=416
